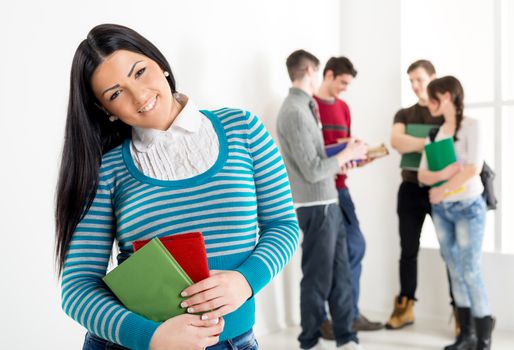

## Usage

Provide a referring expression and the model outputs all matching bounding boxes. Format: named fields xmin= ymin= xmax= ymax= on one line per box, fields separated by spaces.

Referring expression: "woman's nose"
xmin=130 ymin=86 xmax=150 ymax=109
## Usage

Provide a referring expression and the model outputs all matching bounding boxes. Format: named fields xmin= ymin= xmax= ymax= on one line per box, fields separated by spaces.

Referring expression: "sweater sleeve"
xmin=60 ymin=158 xmax=160 ymax=350
xmin=235 ymin=111 xmax=300 ymax=295
xmin=279 ymin=106 xmax=340 ymax=183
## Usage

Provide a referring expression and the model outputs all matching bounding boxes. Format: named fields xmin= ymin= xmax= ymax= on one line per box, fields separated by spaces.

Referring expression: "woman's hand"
xmin=429 ymin=186 xmax=446 ymax=204
xmin=180 ymin=270 xmax=252 ymax=321
xmin=149 ymin=314 xmax=224 ymax=350
xmin=441 ymin=162 xmax=463 ymax=181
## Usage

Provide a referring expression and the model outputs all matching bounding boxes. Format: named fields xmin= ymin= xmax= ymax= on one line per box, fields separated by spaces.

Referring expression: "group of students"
xmin=55 ymin=24 xmax=493 ymax=350
xmin=276 ymin=51 xmax=494 ymax=350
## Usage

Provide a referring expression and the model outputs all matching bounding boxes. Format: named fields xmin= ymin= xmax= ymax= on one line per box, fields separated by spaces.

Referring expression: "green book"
xmin=400 ymin=124 xmax=437 ymax=170
xmin=424 ymin=137 xmax=457 ymax=187
xmin=103 ymin=238 xmax=193 ymax=322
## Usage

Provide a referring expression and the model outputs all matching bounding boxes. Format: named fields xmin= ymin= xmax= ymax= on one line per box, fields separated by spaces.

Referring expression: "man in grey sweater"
xmin=276 ymin=50 xmax=367 ymax=350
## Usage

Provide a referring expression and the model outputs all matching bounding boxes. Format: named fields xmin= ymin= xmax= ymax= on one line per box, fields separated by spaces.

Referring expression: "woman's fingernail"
xmin=201 ymin=314 xmax=209 ymax=320
xmin=181 ymin=291 xmax=188 ymax=297
xmin=187 ymin=307 xmax=194 ymax=313
xmin=210 ymin=318 xmax=219 ymax=325
xmin=180 ymin=302 xmax=187 ymax=308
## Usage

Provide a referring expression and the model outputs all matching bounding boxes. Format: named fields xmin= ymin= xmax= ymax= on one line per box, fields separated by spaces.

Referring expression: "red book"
xmin=133 ymin=232 xmax=210 ymax=283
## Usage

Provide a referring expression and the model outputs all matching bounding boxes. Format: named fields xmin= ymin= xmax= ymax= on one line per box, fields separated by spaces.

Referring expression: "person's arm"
xmin=335 ymin=104 xmax=368 ymax=166
xmin=427 ymin=165 xmax=479 ymax=204
xmin=60 ymin=161 xmax=160 ymax=350
xmin=391 ymin=123 xmax=426 ymax=154
xmin=181 ymin=112 xmax=300 ymax=320
xmin=439 ymin=165 xmax=480 ymax=191
xmin=336 ymin=137 xmax=352 ymax=143
xmin=418 ymin=163 xmax=463 ymax=186
xmin=236 ymin=111 xmax=300 ymax=292
xmin=61 ymin=159 xmax=223 ymax=350
xmin=278 ymin=107 xmax=341 ymax=183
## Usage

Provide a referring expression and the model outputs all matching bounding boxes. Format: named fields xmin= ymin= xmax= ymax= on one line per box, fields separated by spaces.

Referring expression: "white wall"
xmin=340 ymin=0 xmax=514 ymax=331
xmin=0 ymin=0 xmax=343 ymax=349
xmin=338 ymin=0 xmax=403 ymax=320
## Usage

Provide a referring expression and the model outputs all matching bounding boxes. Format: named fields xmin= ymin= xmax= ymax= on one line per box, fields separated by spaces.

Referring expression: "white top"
xmin=129 ymin=94 xmax=220 ymax=180
xmin=294 ymin=199 xmax=338 ymax=209
xmin=420 ymin=117 xmax=484 ymax=202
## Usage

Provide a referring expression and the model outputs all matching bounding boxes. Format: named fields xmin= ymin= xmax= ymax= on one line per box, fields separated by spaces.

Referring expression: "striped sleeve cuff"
xmin=119 ymin=313 xmax=161 ymax=350
xmin=235 ymin=255 xmax=273 ymax=296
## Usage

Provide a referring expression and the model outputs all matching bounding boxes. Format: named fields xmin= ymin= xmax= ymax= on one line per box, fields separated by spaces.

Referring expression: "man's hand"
xmin=338 ymin=160 xmax=359 ymax=174
xmin=336 ymin=139 xmax=368 ymax=166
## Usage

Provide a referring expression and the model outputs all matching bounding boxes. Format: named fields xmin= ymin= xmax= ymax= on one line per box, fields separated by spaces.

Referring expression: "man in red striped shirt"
xmin=314 ymin=57 xmax=384 ymax=337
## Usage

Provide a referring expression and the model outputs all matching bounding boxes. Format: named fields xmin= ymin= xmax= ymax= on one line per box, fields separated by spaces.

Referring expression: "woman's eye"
xmin=110 ymin=90 xmax=121 ymax=101
xmin=135 ymin=67 xmax=146 ymax=79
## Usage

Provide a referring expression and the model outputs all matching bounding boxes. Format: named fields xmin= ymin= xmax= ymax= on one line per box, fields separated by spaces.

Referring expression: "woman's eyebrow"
xmin=102 ymin=84 xmax=120 ymax=96
xmin=127 ymin=60 xmax=144 ymax=77
xmin=101 ymin=60 xmax=144 ymax=96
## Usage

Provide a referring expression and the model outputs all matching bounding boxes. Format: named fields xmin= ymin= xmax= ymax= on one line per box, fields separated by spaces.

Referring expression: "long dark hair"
xmin=427 ymin=75 xmax=464 ymax=141
xmin=55 ymin=24 xmax=177 ymax=275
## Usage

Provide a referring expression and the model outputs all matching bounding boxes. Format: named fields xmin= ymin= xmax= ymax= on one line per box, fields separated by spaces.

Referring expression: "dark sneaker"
xmin=320 ymin=319 xmax=335 ymax=340
xmin=352 ymin=314 xmax=384 ymax=331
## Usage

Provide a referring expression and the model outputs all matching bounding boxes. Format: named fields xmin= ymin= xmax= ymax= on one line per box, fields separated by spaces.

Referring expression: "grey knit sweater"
xmin=276 ymin=88 xmax=340 ymax=205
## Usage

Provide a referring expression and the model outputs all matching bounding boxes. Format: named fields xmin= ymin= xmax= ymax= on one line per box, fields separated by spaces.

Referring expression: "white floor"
xmin=257 ymin=314 xmax=514 ymax=350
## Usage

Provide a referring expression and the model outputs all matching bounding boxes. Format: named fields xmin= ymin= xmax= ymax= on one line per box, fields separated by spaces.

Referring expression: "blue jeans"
xmin=338 ymin=188 xmax=366 ymax=320
xmin=432 ymin=195 xmax=491 ymax=317
xmin=82 ymin=333 xmax=129 ymax=350
xmin=82 ymin=329 xmax=258 ymax=350
xmin=207 ymin=329 xmax=258 ymax=350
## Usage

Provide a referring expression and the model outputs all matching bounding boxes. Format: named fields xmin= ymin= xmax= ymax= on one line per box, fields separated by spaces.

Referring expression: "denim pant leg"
xmin=432 ymin=204 xmax=472 ymax=309
xmin=453 ymin=197 xmax=491 ymax=317
xmin=297 ymin=204 xmax=356 ymax=349
xmin=338 ymin=188 xmax=366 ymax=320
xmin=82 ymin=333 xmax=129 ymax=350
xmin=206 ymin=329 xmax=258 ymax=350
xmin=297 ymin=205 xmax=337 ymax=349
xmin=327 ymin=205 xmax=358 ymax=346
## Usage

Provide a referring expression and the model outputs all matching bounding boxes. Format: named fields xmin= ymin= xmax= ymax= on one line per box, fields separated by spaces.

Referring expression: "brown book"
xmin=367 ymin=143 xmax=389 ymax=160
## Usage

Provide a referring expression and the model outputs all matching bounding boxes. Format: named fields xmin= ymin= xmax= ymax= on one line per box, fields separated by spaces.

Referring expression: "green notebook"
xmin=400 ymin=124 xmax=437 ymax=170
xmin=103 ymin=238 xmax=193 ymax=322
xmin=424 ymin=137 xmax=457 ymax=187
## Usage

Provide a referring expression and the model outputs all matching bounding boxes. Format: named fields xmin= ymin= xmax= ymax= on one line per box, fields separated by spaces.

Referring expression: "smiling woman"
xmin=55 ymin=24 xmax=299 ymax=350
xmin=91 ymin=50 xmax=179 ymax=130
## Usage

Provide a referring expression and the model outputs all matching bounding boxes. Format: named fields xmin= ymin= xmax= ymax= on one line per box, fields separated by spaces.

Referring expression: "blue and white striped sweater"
xmin=61 ymin=108 xmax=299 ymax=349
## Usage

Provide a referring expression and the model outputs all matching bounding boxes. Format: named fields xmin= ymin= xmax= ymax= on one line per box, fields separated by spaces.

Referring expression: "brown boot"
xmin=320 ymin=319 xmax=335 ymax=340
xmin=385 ymin=296 xmax=415 ymax=329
